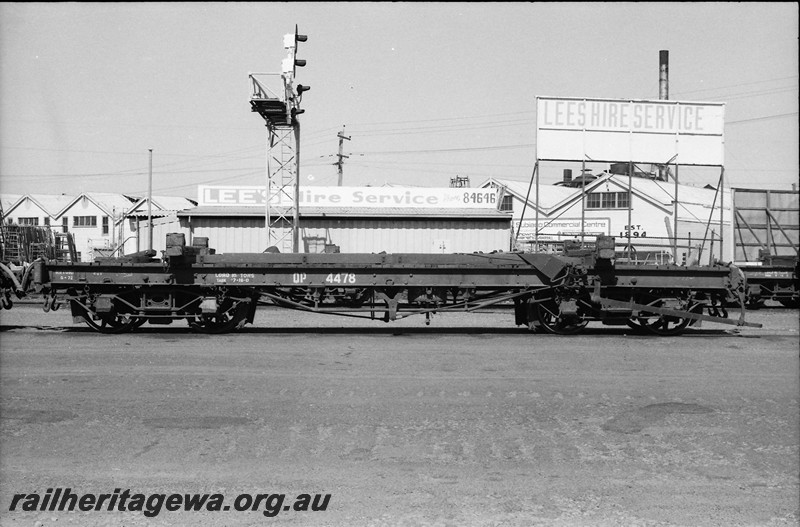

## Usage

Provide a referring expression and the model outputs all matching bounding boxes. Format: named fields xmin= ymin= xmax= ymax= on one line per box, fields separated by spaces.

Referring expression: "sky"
xmin=0 ymin=2 xmax=797 ymax=199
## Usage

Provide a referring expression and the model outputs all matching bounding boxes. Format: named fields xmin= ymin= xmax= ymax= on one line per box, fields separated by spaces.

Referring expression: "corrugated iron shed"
xmin=177 ymin=206 xmax=510 ymax=219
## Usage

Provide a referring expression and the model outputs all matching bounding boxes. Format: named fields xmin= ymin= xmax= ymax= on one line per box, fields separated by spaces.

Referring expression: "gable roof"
xmin=481 ymin=177 xmax=586 ymax=214
xmin=481 ymin=174 xmax=728 ymax=217
xmin=127 ymin=195 xmax=197 ymax=213
xmin=1 ymin=192 xmax=198 ymax=222
xmin=1 ymin=194 xmax=23 ymax=215
xmin=54 ymin=192 xmax=137 ymax=219
xmin=3 ymin=193 xmax=77 ymax=218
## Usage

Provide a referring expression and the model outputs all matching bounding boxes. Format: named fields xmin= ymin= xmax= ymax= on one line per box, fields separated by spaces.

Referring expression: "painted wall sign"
xmin=198 ymin=186 xmax=499 ymax=209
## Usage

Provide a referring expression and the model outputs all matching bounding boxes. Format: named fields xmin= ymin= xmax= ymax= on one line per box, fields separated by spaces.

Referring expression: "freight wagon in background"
xmin=732 ymin=188 xmax=799 ymax=307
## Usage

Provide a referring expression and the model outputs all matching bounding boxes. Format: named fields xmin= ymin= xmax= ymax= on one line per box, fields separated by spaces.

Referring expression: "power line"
xmin=340 ymin=158 xmax=532 ymax=169
xmin=727 ymin=111 xmax=798 ymax=125
xmin=355 ymin=143 xmax=535 ymax=156
xmin=345 ymin=161 xmax=523 ymax=179
xmin=129 ymin=169 xmax=265 ymax=194
xmin=712 ymin=86 xmax=798 ymax=102
xmin=2 ymin=102 xmax=793 ymax=185
xmin=346 ymin=110 xmax=536 ymax=128
xmin=672 ymin=75 xmax=798 ymax=97
xmin=347 ymin=119 xmax=536 ymax=137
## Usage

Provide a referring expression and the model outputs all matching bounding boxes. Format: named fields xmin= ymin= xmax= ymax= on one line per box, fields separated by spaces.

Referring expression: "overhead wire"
xmin=671 ymin=75 xmax=798 ymax=98
xmin=1 ymin=75 xmax=795 ymax=190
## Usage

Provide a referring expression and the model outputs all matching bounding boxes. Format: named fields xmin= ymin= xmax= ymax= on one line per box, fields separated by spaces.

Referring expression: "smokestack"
xmin=659 ymin=50 xmax=669 ymax=100
xmin=563 ymin=169 xmax=573 ymax=183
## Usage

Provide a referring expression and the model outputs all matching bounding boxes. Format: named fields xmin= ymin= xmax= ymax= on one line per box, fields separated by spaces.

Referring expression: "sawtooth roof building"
xmin=1 ymin=192 xmax=196 ymax=261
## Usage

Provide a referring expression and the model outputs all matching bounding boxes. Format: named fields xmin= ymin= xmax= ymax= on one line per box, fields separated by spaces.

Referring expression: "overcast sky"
xmin=0 ymin=2 xmax=797 ymax=198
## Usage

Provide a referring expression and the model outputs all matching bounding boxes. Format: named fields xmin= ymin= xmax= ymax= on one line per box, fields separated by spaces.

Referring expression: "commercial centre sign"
xmin=513 ymin=218 xmax=611 ymax=242
xmin=198 ymin=186 xmax=499 ymax=209
xmin=536 ymin=96 xmax=725 ymax=166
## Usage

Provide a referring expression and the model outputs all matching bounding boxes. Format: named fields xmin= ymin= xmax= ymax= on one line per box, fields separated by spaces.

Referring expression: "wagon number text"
xmin=215 ymin=273 xmax=255 ymax=283
xmin=292 ymin=272 xmax=357 ymax=284
xmin=326 ymin=272 xmax=356 ymax=284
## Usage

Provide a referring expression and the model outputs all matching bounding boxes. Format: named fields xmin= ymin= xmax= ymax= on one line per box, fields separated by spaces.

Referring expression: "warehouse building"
xmin=138 ymin=185 xmax=513 ymax=255
xmin=481 ymin=168 xmax=731 ymax=264
xmin=1 ymin=192 xmax=196 ymax=261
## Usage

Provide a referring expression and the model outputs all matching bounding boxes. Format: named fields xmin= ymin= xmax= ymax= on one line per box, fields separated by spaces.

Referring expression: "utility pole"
xmin=336 ymin=126 xmax=351 ymax=186
xmin=148 ymin=148 xmax=153 ymax=252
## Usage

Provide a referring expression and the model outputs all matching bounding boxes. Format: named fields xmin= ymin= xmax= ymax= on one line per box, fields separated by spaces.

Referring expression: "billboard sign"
xmin=198 ymin=186 xmax=499 ymax=209
xmin=536 ymin=96 xmax=725 ymax=166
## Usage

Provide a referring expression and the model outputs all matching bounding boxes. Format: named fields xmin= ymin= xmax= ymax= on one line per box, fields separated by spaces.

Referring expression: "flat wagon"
xmin=3 ymin=234 xmax=760 ymax=335
xmin=732 ymin=188 xmax=799 ymax=308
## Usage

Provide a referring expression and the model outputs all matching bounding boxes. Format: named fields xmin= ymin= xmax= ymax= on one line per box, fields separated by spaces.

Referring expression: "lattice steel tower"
xmin=248 ymin=26 xmax=309 ymax=253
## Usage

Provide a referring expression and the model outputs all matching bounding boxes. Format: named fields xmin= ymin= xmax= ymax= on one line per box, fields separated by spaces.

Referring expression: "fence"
xmin=0 ymin=224 xmax=77 ymax=264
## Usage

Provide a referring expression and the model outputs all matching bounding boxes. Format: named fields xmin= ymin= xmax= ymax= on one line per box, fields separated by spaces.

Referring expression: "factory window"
xmin=73 ymin=216 xmax=97 ymax=228
xmin=44 ymin=217 xmax=50 ymax=226
xmin=18 ymin=217 xmax=39 ymax=225
xmin=62 ymin=217 xmax=69 ymax=233
xmin=586 ymin=192 xmax=630 ymax=209
xmin=102 ymin=216 xmax=109 ymax=235
xmin=499 ymin=195 xmax=514 ymax=212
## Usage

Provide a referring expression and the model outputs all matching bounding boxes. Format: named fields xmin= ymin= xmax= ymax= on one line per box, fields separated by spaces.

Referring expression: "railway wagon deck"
xmin=12 ymin=234 xmax=759 ymax=335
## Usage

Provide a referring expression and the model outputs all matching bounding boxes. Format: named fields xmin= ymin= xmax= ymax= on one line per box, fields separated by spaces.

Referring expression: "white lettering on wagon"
xmin=325 ymin=273 xmax=356 ymax=284
xmin=290 ymin=272 xmax=357 ymax=284
xmin=214 ymin=273 xmax=255 ymax=284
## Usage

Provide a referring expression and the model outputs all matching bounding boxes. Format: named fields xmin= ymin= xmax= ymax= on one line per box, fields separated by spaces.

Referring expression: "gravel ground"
xmin=0 ymin=304 xmax=798 ymax=526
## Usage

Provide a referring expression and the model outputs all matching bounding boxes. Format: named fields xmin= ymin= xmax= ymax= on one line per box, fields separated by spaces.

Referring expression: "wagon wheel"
xmin=79 ymin=311 xmax=145 ymax=334
xmin=745 ymin=294 xmax=765 ymax=310
xmin=631 ymin=298 xmax=692 ymax=336
xmin=188 ymin=313 xmax=243 ymax=334
xmin=637 ymin=314 xmax=690 ymax=336
xmin=625 ymin=318 xmax=647 ymax=332
xmin=187 ymin=300 xmax=249 ymax=334
xmin=535 ymin=299 xmax=588 ymax=335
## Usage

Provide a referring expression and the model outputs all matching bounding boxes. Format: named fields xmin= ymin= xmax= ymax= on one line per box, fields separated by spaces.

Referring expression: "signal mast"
xmin=248 ymin=25 xmax=309 ymax=252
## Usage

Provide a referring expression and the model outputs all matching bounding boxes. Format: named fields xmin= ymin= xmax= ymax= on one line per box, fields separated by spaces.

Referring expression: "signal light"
xmin=291 ymin=25 xmax=307 ymax=75
xmin=281 ymin=25 xmax=309 ymax=113
xmin=295 ymin=26 xmax=307 ymax=44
